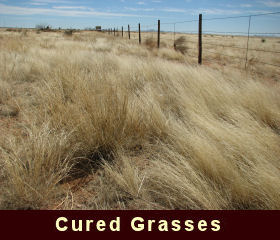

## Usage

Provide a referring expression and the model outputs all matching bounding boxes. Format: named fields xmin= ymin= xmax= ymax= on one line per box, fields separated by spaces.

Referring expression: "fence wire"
xmin=106 ymin=11 xmax=280 ymax=72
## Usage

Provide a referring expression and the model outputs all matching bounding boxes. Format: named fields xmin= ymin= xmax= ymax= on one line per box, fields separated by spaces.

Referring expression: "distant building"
xmin=95 ymin=26 xmax=102 ymax=31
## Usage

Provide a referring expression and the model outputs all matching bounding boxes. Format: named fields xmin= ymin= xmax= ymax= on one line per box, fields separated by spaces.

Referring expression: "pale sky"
xmin=0 ymin=0 xmax=279 ymax=35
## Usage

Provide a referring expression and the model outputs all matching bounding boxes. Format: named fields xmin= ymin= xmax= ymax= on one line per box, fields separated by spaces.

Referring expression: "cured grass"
xmin=0 ymin=30 xmax=280 ymax=209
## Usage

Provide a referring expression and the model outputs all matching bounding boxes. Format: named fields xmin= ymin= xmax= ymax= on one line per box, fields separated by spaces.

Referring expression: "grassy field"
xmin=0 ymin=28 xmax=280 ymax=210
xmin=129 ymin=30 xmax=280 ymax=81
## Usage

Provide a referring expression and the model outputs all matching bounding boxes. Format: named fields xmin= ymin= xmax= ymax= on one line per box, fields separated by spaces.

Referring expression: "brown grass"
xmin=0 ymin=29 xmax=280 ymax=209
xmin=144 ymin=37 xmax=157 ymax=49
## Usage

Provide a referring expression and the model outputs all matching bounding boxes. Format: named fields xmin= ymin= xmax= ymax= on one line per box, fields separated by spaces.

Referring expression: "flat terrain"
xmin=0 ymin=29 xmax=280 ymax=209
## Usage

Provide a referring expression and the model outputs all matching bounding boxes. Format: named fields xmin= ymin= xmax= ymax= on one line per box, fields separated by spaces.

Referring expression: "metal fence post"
xmin=198 ymin=14 xmax=202 ymax=65
xmin=158 ymin=20 xmax=160 ymax=48
xmin=139 ymin=23 xmax=141 ymax=44
xmin=245 ymin=16 xmax=251 ymax=70
xmin=128 ymin=24 xmax=130 ymax=39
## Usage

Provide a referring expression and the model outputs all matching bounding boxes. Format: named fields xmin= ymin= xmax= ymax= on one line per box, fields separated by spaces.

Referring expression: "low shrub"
xmin=174 ymin=36 xmax=188 ymax=54
xmin=64 ymin=29 xmax=74 ymax=37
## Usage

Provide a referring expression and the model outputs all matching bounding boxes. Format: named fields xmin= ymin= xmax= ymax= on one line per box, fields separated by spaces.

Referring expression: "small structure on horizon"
xmin=95 ymin=26 xmax=102 ymax=31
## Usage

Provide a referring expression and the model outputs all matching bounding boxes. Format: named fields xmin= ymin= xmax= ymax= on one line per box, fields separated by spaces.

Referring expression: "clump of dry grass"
xmin=1 ymin=125 xmax=76 ymax=209
xmin=174 ymin=36 xmax=188 ymax=54
xmin=144 ymin=37 xmax=157 ymax=49
xmin=0 ymin=81 xmax=12 ymax=105
xmin=158 ymin=48 xmax=185 ymax=62
xmin=0 ymin=30 xmax=280 ymax=210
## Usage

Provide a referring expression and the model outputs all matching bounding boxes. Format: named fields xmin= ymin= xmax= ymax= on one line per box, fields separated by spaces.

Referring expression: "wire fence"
xmin=104 ymin=11 xmax=280 ymax=74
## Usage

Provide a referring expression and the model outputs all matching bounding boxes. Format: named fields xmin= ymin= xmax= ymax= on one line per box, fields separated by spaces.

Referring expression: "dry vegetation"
xmin=131 ymin=31 xmax=280 ymax=81
xmin=0 ymin=28 xmax=280 ymax=210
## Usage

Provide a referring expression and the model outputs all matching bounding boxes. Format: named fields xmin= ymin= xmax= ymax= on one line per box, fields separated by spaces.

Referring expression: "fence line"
xmin=104 ymin=11 xmax=280 ymax=70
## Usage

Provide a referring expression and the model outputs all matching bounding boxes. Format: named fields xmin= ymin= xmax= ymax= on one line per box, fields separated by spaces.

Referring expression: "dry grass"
xmin=0 ymin=29 xmax=280 ymax=209
xmin=139 ymin=32 xmax=280 ymax=81
xmin=144 ymin=37 xmax=158 ymax=49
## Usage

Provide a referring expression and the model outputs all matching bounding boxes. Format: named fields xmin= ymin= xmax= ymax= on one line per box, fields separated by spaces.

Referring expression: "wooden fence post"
xmin=128 ymin=24 xmax=130 ymax=39
xmin=139 ymin=23 xmax=141 ymax=44
xmin=122 ymin=26 xmax=123 ymax=37
xmin=157 ymin=20 xmax=160 ymax=48
xmin=198 ymin=14 xmax=202 ymax=65
xmin=114 ymin=28 xmax=115 ymax=36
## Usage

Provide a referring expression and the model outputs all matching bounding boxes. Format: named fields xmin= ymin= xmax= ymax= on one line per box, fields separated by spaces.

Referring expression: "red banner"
xmin=0 ymin=211 xmax=278 ymax=239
